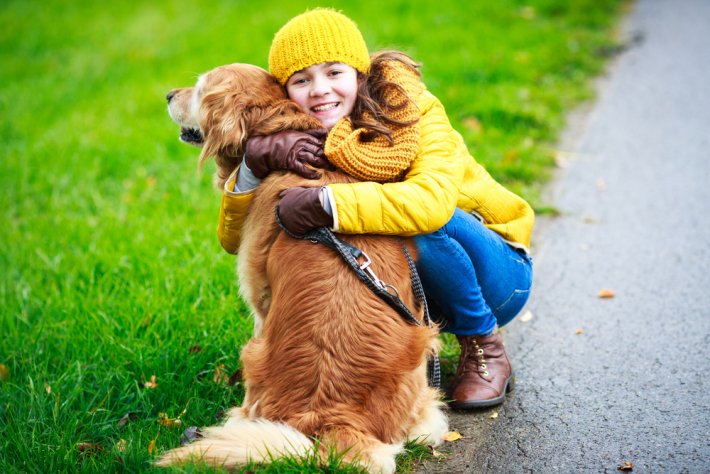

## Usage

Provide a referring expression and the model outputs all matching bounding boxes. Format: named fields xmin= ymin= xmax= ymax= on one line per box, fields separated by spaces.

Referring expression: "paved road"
xmin=418 ymin=1 xmax=710 ymax=472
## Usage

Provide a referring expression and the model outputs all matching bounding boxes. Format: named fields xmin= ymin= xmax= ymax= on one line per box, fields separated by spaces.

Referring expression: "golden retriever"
xmin=160 ymin=63 xmax=447 ymax=473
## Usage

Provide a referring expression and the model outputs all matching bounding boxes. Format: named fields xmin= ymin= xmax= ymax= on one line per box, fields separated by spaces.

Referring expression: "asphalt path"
xmin=418 ymin=1 xmax=710 ymax=472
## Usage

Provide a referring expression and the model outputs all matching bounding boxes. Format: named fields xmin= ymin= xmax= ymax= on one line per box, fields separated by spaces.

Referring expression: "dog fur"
xmin=161 ymin=63 xmax=447 ymax=473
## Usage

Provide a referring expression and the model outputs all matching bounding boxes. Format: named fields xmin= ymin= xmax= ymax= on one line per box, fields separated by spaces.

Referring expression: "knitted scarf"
xmin=325 ymin=60 xmax=426 ymax=182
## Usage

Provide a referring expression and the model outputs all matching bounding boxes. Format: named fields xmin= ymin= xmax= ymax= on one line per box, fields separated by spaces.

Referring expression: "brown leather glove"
xmin=245 ymin=129 xmax=330 ymax=179
xmin=277 ymin=187 xmax=334 ymax=235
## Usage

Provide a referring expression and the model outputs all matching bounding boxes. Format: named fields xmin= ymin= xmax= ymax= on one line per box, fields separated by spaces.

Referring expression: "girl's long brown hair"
xmin=350 ymin=50 xmax=422 ymax=144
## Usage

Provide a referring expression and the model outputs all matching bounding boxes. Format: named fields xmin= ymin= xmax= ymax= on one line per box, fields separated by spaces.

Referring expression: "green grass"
xmin=1 ymin=0 xmax=625 ymax=472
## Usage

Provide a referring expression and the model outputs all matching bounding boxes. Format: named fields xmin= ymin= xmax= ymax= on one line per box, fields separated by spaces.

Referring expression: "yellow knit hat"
xmin=269 ymin=8 xmax=370 ymax=85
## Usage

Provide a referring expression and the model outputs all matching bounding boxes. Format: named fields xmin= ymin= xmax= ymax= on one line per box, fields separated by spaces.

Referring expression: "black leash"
xmin=275 ymin=207 xmax=440 ymax=388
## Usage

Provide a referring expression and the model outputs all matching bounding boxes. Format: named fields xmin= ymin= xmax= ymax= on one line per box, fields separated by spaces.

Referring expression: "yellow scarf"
xmin=325 ymin=60 xmax=426 ymax=182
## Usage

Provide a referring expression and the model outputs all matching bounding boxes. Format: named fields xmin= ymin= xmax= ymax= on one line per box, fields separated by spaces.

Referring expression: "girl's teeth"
xmin=313 ymin=103 xmax=338 ymax=112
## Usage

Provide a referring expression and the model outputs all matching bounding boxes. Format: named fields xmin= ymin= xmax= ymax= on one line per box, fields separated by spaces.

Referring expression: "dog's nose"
xmin=166 ymin=90 xmax=176 ymax=103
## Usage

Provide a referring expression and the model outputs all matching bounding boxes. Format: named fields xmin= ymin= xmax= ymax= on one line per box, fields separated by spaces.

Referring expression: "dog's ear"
xmin=200 ymin=86 xmax=249 ymax=154
xmin=197 ymin=85 xmax=251 ymax=188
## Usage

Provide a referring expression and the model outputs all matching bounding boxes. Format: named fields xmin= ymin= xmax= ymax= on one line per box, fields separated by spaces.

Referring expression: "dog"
xmin=160 ymin=63 xmax=447 ymax=473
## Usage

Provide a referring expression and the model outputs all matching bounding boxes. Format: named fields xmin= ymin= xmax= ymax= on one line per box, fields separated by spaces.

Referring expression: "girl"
xmin=218 ymin=8 xmax=534 ymax=409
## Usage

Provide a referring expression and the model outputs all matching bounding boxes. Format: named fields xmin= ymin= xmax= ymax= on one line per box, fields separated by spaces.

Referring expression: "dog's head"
xmin=166 ymin=63 xmax=293 ymax=188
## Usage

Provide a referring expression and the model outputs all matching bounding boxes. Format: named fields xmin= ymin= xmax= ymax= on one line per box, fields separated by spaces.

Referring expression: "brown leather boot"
xmin=448 ymin=333 xmax=514 ymax=409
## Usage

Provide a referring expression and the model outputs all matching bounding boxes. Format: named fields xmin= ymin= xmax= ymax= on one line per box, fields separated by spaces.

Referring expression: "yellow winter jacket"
xmin=216 ymin=73 xmax=534 ymax=254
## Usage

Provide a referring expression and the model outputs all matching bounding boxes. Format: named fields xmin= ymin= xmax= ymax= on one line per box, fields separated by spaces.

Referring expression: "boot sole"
xmin=447 ymin=374 xmax=515 ymax=410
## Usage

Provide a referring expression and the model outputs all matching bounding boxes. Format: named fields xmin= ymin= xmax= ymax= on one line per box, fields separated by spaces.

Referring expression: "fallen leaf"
xmin=0 ymin=363 xmax=8 ymax=381
xmin=490 ymin=412 xmax=499 ymax=419
xmin=575 ymin=328 xmax=584 ymax=335
xmin=144 ymin=375 xmax=158 ymax=389
xmin=443 ymin=431 xmax=463 ymax=442
xmin=188 ymin=345 xmax=202 ymax=354
xmin=116 ymin=439 xmax=127 ymax=452
xmin=180 ymin=426 xmax=204 ymax=446
xmin=148 ymin=439 xmax=155 ymax=456
xmin=427 ymin=445 xmax=445 ymax=457
xmin=598 ymin=288 xmax=616 ymax=299
xmin=213 ymin=364 xmax=228 ymax=385
xmin=77 ymin=442 xmax=104 ymax=458
xmin=158 ymin=412 xmax=182 ymax=428
xmin=520 ymin=311 xmax=533 ymax=323
xmin=45 ymin=383 xmax=51 ymax=394
xmin=117 ymin=412 xmax=138 ymax=428
xmin=617 ymin=461 xmax=633 ymax=471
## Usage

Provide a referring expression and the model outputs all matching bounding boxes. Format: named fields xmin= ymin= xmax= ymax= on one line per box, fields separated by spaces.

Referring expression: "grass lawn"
xmin=1 ymin=0 xmax=625 ymax=472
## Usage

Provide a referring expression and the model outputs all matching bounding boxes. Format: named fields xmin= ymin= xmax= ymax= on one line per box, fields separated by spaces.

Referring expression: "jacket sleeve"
xmin=328 ymin=91 xmax=465 ymax=236
xmin=216 ymin=167 xmax=255 ymax=254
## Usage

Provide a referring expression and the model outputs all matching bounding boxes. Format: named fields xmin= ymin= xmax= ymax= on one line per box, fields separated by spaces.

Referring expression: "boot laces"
xmin=473 ymin=340 xmax=490 ymax=377
xmin=458 ymin=338 xmax=490 ymax=378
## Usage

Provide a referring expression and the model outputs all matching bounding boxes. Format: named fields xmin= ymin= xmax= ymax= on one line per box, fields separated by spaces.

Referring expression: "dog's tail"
xmin=154 ymin=417 xmax=313 ymax=468
xmin=154 ymin=413 xmax=404 ymax=473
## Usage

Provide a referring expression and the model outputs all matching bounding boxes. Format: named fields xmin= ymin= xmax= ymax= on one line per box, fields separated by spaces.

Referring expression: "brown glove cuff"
xmin=277 ymin=187 xmax=334 ymax=235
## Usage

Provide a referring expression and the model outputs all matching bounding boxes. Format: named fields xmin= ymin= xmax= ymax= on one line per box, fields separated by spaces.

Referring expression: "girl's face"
xmin=286 ymin=62 xmax=358 ymax=130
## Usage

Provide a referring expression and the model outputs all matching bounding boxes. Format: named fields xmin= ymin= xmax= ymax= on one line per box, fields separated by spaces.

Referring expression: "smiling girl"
xmin=286 ymin=62 xmax=358 ymax=130
xmin=218 ymin=8 xmax=534 ymax=409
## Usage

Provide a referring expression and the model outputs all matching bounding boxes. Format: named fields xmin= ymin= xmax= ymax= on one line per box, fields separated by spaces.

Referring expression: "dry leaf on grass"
xmin=213 ymin=364 xmax=228 ymax=384
xmin=443 ymin=431 xmax=463 ymax=442
xmin=427 ymin=445 xmax=445 ymax=457
xmin=598 ymin=288 xmax=616 ymax=299
xmin=116 ymin=439 xmax=127 ymax=452
xmin=117 ymin=412 xmax=138 ymax=428
xmin=77 ymin=442 xmax=103 ymax=458
xmin=0 ymin=363 xmax=8 ymax=381
xmin=148 ymin=439 xmax=156 ymax=456
xmin=158 ymin=400 xmax=191 ymax=428
xmin=158 ymin=412 xmax=182 ymax=428
xmin=144 ymin=375 xmax=158 ymax=389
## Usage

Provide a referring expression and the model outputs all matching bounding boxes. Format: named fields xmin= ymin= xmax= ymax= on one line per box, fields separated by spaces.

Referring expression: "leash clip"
xmin=357 ymin=252 xmax=402 ymax=298
xmin=357 ymin=251 xmax=386 ymax=290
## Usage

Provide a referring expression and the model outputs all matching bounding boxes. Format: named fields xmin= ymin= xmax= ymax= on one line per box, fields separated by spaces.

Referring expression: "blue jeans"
xmin=413 ymin=209 xmax=533 ymax=336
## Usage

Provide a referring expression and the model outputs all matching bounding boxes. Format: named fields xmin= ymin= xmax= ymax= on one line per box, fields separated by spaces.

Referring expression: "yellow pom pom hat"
xmin=269 ymin=8 xmax=371 ymax=85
